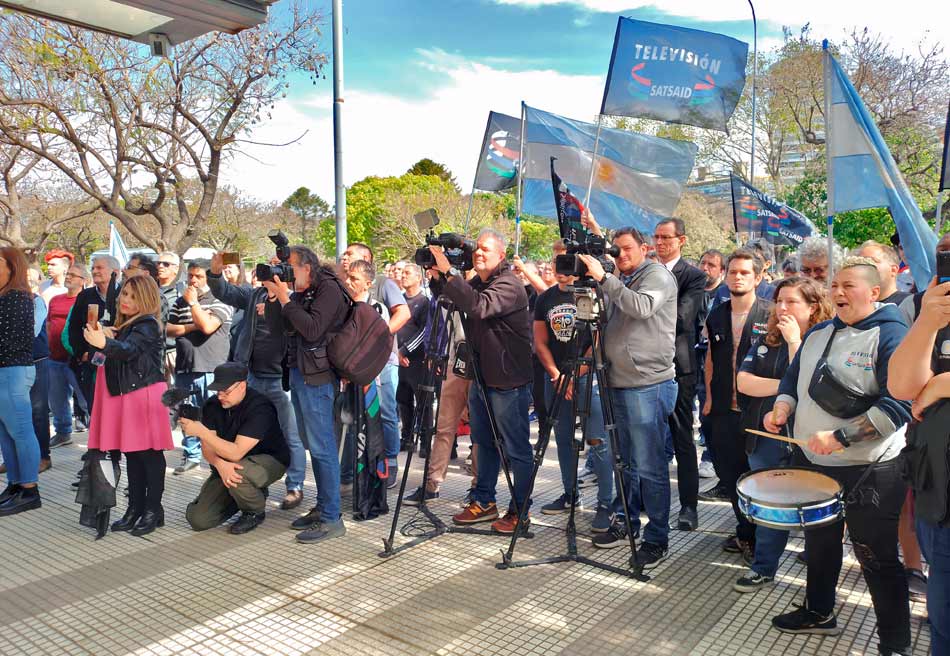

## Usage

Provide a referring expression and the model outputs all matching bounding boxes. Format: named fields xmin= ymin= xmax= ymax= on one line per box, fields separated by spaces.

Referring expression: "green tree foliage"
xmin=406 ymin=158 xmax=459 ymax=191
xmin=283 ymin=187 xmax=331 ymax=246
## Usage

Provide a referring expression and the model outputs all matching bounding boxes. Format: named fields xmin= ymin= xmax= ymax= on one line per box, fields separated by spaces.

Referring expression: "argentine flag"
xmin=823 ymin=41 xmax=936 ymax=289
xmin=109 ymin=221 xmax=129 ymax=269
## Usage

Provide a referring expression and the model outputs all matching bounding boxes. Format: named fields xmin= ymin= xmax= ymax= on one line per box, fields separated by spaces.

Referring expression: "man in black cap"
xmin=181 ymin=362 xmax=290 ymax=535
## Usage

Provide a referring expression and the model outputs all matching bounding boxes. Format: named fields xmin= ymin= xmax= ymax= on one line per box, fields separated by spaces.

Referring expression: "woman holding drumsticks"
xmin=732 ymin=277 xmax=832 ymax=593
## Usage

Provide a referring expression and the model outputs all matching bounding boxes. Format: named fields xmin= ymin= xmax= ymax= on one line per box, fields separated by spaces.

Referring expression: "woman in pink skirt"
xmin=83 ymin=275 xmax=173 ymax=536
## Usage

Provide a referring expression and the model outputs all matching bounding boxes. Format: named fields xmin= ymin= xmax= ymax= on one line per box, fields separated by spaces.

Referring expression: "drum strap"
xmin=845 ymin=449 xmax=888 ymax=506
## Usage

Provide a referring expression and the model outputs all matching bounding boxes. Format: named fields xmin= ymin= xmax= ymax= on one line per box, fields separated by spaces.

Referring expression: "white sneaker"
xmin=698 ymin=460 xmax=716 ymax=479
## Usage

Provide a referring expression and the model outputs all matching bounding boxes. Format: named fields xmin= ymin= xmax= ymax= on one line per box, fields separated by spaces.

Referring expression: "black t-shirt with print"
xmin=201 ymin=387 xmax=290 ymax=471
xmin=534 ymin=285 xmax=581 ymax=369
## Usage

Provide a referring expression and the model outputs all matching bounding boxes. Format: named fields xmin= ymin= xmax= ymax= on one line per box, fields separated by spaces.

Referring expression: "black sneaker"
xmin=675 ymin=506 xmax=698 ymax=531
xmin=296 ymin=518 xmax=346 ymax=544
xmin=772 ymin=604 xmax=841 ymax=636
xmin=591 ymin=519 xmax=637 ymax=549
xmin=290 ymin=506 xmax=322 ymax=531
xmin=49 ymin=433 xmax=73 ymax=449
xmin=734 ymin=570 xmax=774 ymax=593
xmin=173 ymin=459 xmax=200 ymax=475
xmin=404 ymin=487 xmax=439 ymax=506
xmin=540 ymin=493 xmax=581 ymax=515
xmin=576 ymin=471 xmax=598 ymax=490
xmin=591 ymin=504 xmax=613 ymax=533
xmin=229 ymin=511 xmax=265 ymax=535
xmin=636 ymin=541 xmax=668 ymax=569
xmin=698 ymin=484 xmax=731 ymax=503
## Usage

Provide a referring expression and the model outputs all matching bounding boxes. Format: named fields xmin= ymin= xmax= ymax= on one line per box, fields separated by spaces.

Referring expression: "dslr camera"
xmin=412 ymin=209 xmax=475 ymax=271
xmin=555 ymin=234 xmax=619 ymax=279
xmin=255 ymin=230 xmax=295 ymax=284
xmin=161 ymin=387 xmax=202 ymax=423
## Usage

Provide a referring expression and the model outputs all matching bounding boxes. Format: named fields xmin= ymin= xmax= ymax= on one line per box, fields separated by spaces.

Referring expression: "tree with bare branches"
xmin=0 ymin=6 xmax=326 ymax=255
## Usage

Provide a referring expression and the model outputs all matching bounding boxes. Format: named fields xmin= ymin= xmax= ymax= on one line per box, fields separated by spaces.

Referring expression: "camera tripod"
xmin=380 ymin=295 xmax=533 ymax=558
xmin=496 ymin=282 xmax=648 ymax=581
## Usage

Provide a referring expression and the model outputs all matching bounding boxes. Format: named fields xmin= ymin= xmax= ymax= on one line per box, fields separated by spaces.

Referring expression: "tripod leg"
xmin=500 ymin=372 xmax=571 ymax=564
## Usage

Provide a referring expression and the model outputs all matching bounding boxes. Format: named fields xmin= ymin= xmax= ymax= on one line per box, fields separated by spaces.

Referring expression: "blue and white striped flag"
xmin=109 ymin=221 xmax=129 ymax=269
xmin=823 ymin=42 xmax=936 ymax=289
xmin=521 ymin=105 xmax=697 ymax=232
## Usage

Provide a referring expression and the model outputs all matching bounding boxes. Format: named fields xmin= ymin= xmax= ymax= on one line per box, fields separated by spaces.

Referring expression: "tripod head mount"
xmin=567 ymin=282 xmax=604 ymax=322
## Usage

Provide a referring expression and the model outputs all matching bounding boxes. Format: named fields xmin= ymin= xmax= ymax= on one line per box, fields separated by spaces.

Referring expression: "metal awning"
xmin=0 ymin=0 xmax=270 ymax=44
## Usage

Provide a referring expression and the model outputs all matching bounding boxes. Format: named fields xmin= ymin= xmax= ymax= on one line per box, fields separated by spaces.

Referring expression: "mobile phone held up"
xmin=938 ymin=250 xmax=950 ymax=284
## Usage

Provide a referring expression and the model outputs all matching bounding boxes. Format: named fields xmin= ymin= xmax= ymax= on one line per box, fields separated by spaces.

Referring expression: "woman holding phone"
xmin=0 ymin=247 xmax=42 ymax=517
xmin=83 ymin=275 xmax=173 ymax=536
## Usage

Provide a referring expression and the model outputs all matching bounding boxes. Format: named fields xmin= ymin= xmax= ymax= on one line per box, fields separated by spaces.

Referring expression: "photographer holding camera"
xmin=263 ymin=245 xmax=350 ymax=544
xmin=183 ymin=362 xmax=290 ymax=535
xmin=428 ymin=229 xmax=535 ymax=534
xmin=576 ymin=211 xmax=678 ymax=569
xmin=206 ymin=250 xmax=306 ymax=511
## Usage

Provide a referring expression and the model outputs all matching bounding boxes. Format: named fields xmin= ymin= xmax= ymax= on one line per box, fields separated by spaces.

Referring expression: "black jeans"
xmin=125 ymin=450 xmax=167 ymax=513
xmin=669 ymin=373 xmax=698 ymax=509
xmin=707 ymin=410 xmax=753 ymax=542
xmin=30 ymin=358 xmax=51 ymax=460
xmin=795 ymin=454 xmax=910 ymax=651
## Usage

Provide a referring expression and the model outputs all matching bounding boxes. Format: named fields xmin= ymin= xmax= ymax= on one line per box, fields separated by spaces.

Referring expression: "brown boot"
xmin=38 ymin=459 xmax=52 ymax=473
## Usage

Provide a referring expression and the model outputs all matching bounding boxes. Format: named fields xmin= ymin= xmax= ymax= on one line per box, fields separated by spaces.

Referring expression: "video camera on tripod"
xmin=412 ymin=209 xmax=475 ymax=271
xmin=555 ymin=235 xmax=619 ymax=280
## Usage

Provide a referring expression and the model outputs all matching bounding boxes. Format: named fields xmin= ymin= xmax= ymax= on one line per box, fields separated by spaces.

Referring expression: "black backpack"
xmin=325 ymin=276 xmax=394 ymax=385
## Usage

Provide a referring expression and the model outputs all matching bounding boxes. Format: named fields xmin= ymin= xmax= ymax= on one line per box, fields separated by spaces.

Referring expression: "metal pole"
xmin=747 ymin=0 xmax=757 ymax=184
xmin=332 ymin=0 xmax=346 ymax=259
xmin=584 ymin=116 xmax=603 ymax=209
xmin=515 ymin=101 xmax=526 ymax=257
xmin=822 ymin=42 xmax=834 ymax=291
xmin=462 ymin=186 xmax=476 ymax=235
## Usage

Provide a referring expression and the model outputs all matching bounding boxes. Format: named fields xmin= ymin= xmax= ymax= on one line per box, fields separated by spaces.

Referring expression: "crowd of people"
xmin=0 ymin=216 xmax=946 ymax=655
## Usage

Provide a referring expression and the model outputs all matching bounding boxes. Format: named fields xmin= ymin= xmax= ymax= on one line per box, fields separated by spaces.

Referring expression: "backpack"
xmin=325 ymin=276 xmax=394 ymax=385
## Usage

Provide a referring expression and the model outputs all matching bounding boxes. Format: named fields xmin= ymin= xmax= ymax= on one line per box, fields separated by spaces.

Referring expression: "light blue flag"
xmin=521 ymin=105 xmax=697 ymax=232
xmin=109 ymin=221 xmax=129 ymax=269
xmin=823 ymin=42 xmax=936 ymax=289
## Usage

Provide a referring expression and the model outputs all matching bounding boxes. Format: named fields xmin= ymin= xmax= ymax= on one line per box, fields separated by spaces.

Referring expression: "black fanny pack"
xmin=807 ymin=328 xmax=876 ymax=419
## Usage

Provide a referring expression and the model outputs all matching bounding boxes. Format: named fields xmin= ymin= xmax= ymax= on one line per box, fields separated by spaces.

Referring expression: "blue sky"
xmin=225 ymin=0 xmax=944 ymax=204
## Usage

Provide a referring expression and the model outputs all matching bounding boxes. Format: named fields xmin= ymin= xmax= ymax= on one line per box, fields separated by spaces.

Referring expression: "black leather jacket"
xmin=103 ymin=315 xmax=165 ymax=396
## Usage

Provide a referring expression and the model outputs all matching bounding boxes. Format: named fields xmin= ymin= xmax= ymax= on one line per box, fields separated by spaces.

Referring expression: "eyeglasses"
xmin=125 ymin=265 xmax=146 ymax=272
xmin=157 ymin=261 xmax=177 ymax=268
xmin=65 ymin=273 xmax=86 ymax=280
xmin=652 ymin=234 xmax=680 ymax=241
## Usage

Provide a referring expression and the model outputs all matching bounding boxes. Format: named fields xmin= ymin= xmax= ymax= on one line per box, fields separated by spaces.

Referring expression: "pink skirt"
xmin=88 ymin=373 xmax=174 ymax=453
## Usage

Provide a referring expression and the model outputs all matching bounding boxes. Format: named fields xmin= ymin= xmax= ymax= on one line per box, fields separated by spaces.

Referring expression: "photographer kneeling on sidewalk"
xmin=183 ymin=362 xmax=290 ymax=535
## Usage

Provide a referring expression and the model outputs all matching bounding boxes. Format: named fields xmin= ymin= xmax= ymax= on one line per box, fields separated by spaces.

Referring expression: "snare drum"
xmin=737 ymin=468 xmax=844 ymax=531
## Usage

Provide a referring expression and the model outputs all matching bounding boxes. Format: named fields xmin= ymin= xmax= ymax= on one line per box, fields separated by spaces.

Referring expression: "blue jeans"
xmin=610 ymin=379 xmax=677 ymax=547
xmin=747 ymin=436 xmax=793 ymax=577
xmin=175 ymin=371 xmax=213 ymax=463
xmin=48 ymin=359 xmax=87 ymax=436
xmin=0 ymin=366 xmax=39 ymax=485
xmin=469 ymin=382 xmax=533 ymax=513
xmin=247 ymin=373 xmax=305 ymax=493
xmin=29 ymin=358 xmax=51 ymax=460
xmin=378 ymin=362 xmax=400 ymax=464
xmin=289 ymin=368 xmax=340 ymax=521
xmin=917 ymin=517 xmax=950 ymax=655
xmin=545 ymin=376 xmax=613 ymax=507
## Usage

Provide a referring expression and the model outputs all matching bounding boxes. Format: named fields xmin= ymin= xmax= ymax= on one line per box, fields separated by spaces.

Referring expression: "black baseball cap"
xmin=208 ymin=362 xmax=249 ymax=391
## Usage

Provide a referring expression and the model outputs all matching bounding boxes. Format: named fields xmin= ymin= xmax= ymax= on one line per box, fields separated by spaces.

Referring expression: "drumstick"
xmin=744 ymin=428 xmax=809 ymax=447
xmin=744 ymin=428 xmax=844 ymax=453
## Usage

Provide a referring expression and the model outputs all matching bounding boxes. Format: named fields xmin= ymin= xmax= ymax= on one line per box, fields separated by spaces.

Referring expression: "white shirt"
xmin=662 ymin=256 xmax=680 ymax=272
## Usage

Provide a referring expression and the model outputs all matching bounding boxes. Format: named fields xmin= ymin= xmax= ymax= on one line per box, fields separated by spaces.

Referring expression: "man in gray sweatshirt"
xmin=578 ymin=220 xmax=678 ymax=569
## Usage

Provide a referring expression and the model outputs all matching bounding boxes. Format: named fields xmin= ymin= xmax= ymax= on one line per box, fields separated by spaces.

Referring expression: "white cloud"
xmin=224 ymin=50 xmax=604 ymax=205
xmin=493 ymin=0 xmax=948 ymax=52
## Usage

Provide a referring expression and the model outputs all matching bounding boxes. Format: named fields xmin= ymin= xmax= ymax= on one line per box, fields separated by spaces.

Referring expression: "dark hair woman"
xmin=82 ymin=275 xmax=173 ymax=536
xmin=0 ymin=247 xmax=42 ymax=517
xmin=732 ymin=276 xmax=833 ymax=592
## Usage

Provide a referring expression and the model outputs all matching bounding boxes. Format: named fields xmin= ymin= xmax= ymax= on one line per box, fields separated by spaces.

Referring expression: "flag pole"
xmin=822 ymin=40 xmax=834 ymax=291
xmin=937 ymin=190 xmax=946 ymax=235
xmin=583 ymin=115 xmax=603 ymax=209
xmin=515 ymin=101 xmax=526 ymax=257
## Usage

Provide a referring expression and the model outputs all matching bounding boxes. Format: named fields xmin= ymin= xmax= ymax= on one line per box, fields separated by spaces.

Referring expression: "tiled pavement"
xmin=0 ymin=430 xmax=932 ymax=656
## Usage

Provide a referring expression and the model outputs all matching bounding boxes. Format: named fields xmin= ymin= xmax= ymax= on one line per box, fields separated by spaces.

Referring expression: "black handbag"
xmin=807 ymin=328 xmax=876 ymax=419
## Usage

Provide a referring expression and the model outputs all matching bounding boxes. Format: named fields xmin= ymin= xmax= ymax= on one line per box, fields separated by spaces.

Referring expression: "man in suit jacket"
xmin=653 ymin=219 xmax=707 ymax=531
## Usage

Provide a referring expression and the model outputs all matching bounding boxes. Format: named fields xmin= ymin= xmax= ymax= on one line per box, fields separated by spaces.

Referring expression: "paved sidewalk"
xmin=0 ymin=431 xmax=932 ymax=656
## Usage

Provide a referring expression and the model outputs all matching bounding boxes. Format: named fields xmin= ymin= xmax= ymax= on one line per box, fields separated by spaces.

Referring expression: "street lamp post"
xmin=747 ymin=0 xmax=757 ymax=185
xmin=332 ymin=0 xmax=346 ymax=258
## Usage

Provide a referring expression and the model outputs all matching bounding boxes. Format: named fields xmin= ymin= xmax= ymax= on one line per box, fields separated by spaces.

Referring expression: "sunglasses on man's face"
xmin=157 ymin=261 xmax=177 ymax=268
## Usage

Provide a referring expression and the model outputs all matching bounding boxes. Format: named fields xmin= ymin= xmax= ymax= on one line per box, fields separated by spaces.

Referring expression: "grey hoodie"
xmin=601 ymin=261 xmax=678 ymax=388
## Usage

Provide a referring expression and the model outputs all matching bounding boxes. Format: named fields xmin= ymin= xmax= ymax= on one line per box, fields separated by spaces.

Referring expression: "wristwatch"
xmin=447 ymin=267 xmax=461 ymax=279
xmin=832 ymin=428 xmax=851 ymax=448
